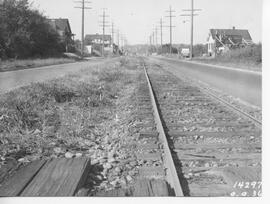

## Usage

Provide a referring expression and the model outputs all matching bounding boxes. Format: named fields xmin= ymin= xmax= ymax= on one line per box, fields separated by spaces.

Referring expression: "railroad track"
xmin=0 ymin=58 xmax=261 ymax=197
xmin=135 ymin=61 xmax=261 ymax=197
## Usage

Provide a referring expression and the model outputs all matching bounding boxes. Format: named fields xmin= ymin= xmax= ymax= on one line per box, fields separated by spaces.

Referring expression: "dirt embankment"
xmin=0 ymin=58 xmax=77 ymax=72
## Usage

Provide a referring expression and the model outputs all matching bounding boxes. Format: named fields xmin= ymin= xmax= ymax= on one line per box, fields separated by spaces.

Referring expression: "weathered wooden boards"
xmin=95 ymin=179 xmax=170 ymax=197
xmin=0 ymin=160 xmax=47 ymax=197
xmin=0 ymin=158 xmax=172 ymax=197
xmin=0 ymin=158 xmax=91 ymax=197
xmin=188 ymin=167 xmax=261 ymax=197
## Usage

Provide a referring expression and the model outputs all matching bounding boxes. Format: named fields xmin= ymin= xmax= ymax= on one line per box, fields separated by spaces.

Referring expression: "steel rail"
xmin=201 ymin=88 xmax=262 ymax=129
xmin=143 ymin=64 xmax=184 ymax=196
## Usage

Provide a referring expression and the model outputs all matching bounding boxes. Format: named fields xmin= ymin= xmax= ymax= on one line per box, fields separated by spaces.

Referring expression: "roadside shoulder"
xmin=155 ymin=56 xmax=262 ymax=75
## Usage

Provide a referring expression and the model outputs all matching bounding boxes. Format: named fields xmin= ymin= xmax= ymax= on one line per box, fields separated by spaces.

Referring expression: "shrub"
xmin=0 ymin=0 xmax=63 ymax=59
xmin=216 ymin=43 xmax=262 ymax=65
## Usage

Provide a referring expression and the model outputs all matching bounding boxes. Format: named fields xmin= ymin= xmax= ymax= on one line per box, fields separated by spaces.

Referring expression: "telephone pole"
xmin=99 ymin=8 xmax=110 ymax=57
xmin=152 ymin=32 xmax=156 ymax=46
xmin=111 ymin=22 xmax=114 ymax=45
xmin=155 ymin=26 xmax=158 ymax=46
xmin=165 ymin=6 xmax=176 ymax=54
xmin=160 ymin=18 xmax=164 ymax=48
xmin=74 ymin=0 xmax=91 ymax=58
xmin=117 ymin=29 xmax=120 ymax=48
xmin=120 ymin=34 xmax=125 ymax=49
xmin=181 ymin=0 xmax=202 ymax=59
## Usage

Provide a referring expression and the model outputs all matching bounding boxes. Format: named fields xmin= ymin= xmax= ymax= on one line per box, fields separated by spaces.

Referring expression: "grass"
xmin=0 ymin=58 xmax=76 ymax=72
xmin=0 ymin=59 xmax=138 ymax=172
xmin=195 ymin=44 xmax=262 ymax=71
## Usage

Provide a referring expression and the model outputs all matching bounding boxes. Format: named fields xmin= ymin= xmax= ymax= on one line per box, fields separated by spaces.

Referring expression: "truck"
xmin=181 ymin=48 xmax=190 ymax=58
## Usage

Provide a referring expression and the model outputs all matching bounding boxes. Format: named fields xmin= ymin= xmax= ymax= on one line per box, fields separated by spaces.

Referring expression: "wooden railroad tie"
xmin=95 ymin=179 xmax=170 ymax=197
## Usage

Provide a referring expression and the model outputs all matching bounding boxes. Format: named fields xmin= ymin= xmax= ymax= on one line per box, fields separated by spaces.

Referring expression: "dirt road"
xmin=0 ymin=58 xmax=119 ymax=94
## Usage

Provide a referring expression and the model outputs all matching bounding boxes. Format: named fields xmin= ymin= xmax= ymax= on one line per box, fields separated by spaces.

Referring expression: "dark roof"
xmin=48 ymin=18 xmax=72 ymax=34
xmin=210 ymin=29 xmax=252 ymax=40
xmin=85 ymin=34 xmax=111 ymax=41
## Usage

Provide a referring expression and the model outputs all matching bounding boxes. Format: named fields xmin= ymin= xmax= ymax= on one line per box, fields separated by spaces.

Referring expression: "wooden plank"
xmin=0 ymin=159 xmax=19 ymax=184
xmin=168 ymin=131 xmax=261 ymax=138
xmin=94 ymin=179 xmax=169 ymax=197
xmin=20 ymin=158 xmax=91 ymax=196
xmin=174 ymin=142 xmax=261 ymax=150
xmin=0 ymin=160 xmax=47 ymax=197
xmin=138 ymin=167 xmax=165 ymax=179
xmin=175 ymin=152 xmax=261 ymax=161
xmin=136 ymin=122 xmax=156 ymax=128
xmin=189 ymin=167 xmax=262 ymax=197
xmin=136 ymin=153 xmax=162 ymax=161
xmin=95 ymin=188 xmax=133 ymax=197
xmin=139 ymin=131 xmax=159 ymax=139
xmin=137 ymin=143 xmax=159 ymax=150
xmin=165 ymin=121 xmax=255 ymax=128
xmin=133 ymin=179 xmax=169 ymax=196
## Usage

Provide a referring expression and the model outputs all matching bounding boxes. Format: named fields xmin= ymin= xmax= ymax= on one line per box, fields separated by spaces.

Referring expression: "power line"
xmin=165 ymin=5 xmax=176 ymax=54
xmin=74 ymin=0 xmax=91 ymax=58
xmin=180 ymin=0 xmax=202 ymax=59
xmin=99 ymin=8 xmax=110 ymax=57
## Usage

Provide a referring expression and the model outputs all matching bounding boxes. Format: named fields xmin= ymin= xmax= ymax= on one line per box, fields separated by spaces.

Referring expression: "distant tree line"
xmin=0 ymin=0 xmax=65 ymax=59
xmin=149 ymin=44 xmax=207 ymax=56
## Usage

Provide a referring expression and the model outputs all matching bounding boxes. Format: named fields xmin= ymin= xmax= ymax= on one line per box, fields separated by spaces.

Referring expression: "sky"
xmin=31 ymin=0 xmax=263 ymax=45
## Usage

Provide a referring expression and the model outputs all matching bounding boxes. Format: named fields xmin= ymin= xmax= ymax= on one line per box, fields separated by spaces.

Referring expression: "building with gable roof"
xmin=207 ymin=27 xmax=253 ymax=57
xmin=47 ymin=18 xmax=75 ymax=52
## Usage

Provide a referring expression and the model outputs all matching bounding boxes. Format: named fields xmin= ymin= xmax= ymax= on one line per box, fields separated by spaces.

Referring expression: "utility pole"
xmin=181 ymin=0 xmax=202 ymax=59
xmin=111 ymin=22 xmax=114 ymax=46
xmin=115 ymin=29 xmax=120 ymax=55
xmin=117 ymin=29 xmax=120 ymax=48
xmin=191 ymin=0 xmax=194 ymax=59
xmin=155 ymin=27 xmax=158 ymax=46
xmin=120 ymin=34 xmax=125 ymax=51
xmin=165 ymin=6 xmax=176 ymax=54
xmin=99 ymin=8 xmax=110 ymax=57
xmin=75 ymin=0 xmax=91 ymax=58
xmin=121 ymin=35 xmax=124 ymax=48
xmin=160 ymin=18 xmax=164 ymax=48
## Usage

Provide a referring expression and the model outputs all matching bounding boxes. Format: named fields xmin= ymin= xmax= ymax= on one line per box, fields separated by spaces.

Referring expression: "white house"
xmin=206 ymin=27 xmax=253 ymax=57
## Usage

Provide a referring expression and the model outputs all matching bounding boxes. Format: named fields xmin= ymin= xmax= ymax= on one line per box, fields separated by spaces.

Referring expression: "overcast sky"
xmin=31 ymin=0 xmax=262 ymax=45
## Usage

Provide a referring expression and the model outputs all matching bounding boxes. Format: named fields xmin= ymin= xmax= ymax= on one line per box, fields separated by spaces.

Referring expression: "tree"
xmin=0 ymin=0 xmax=63 ymax=59
xmin=193 ymin=44 xmax=207 ymax=57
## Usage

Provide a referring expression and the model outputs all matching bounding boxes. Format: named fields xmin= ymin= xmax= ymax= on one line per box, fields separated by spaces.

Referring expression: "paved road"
xmin=149 ymin=56 xmax=261 ymax=107
xmin=0 ymin=58 xmax=118 ymax=95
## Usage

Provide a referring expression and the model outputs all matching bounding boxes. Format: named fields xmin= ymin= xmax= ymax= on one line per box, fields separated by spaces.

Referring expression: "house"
xmin=85 ymin=34 xmax=112 ymax=47
xmin=207 ymin=27 xmax=253 ymax=57
xmin=47 ymin=18 xmax=75 ymax=52
xmin=85 ymin=34 xmax=113 ymax=55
